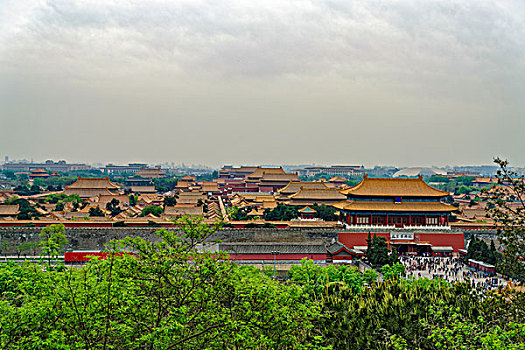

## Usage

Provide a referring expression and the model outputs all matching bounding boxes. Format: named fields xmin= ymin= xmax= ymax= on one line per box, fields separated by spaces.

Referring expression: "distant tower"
xmin=4 ymin=156 xmax=8 ymax=163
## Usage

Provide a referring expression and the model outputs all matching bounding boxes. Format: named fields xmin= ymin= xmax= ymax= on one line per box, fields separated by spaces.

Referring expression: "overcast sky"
xmin=1 ymin=0 xmax=524 ymax=168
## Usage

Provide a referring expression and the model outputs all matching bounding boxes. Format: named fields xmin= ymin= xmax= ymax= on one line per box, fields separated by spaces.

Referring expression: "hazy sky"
xmin=1 ymin=0 xmax=524 ymax=168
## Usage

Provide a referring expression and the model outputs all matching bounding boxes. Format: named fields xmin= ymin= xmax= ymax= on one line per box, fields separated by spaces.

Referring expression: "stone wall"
xmin=0 ymin=227 xmax=339 ymax=254
xmin=0 ymin=226 xmax=500 ymax=255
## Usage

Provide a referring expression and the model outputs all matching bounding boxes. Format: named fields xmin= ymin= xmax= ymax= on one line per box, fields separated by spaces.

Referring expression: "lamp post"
xmin=271 ymin=250 xmax=280 ymax=279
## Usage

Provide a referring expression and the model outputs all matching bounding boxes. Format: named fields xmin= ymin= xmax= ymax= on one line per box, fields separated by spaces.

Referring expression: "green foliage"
xmin=362 ymin=269 xmax=379 ymax=285
xmin=366 ymin=233 xmax=398 ymax=268
xmin=318 ymin=279 xmax=482 ymax=350
xmin=140 ymin=205 xmax=163 ymax=217
xmin=381 ymin=262 xmax=405 ymax=280
xmin=13 ymin=183 xmax=40 ymax=196
xmin=112 ymin=220 xmax=127 ymax=227
xmin=129 ymin=194 xmax=138 ymax=206
xmin=427 ymin=301 xmax=525 ymax=350
xmin=89 ymin=206 xmax=105 ymax=217
xmin=54 ymin=202 xmax=64 ymax=211
xmin=195 ymin=170 xmax=218 ymax=182
xmin=486 ymin=157 xmax=525 ymax=279
xmin=46 ymin=193 xmax=81 ymax=204
xmin=467 ymin=236 xmax=501 ymax=265
xmin=0 ymin=216 xmax=322 ymax=349
xmin=153 ymin=177 xmax=177 ymax=193
xmin=4 ymin=197 xmax=39 ymax=220
xmin=264 ymin=203 xmax=299 ymax=221
xmin=163 ymin=196 xmax=177 ymax=207
xmin=229 ymin=206 xmax=250 ymax=221
xmin=288 ymin=258 xmax=364 ymax=296
xmin=34 ymin=175 xmax=77 ymax=188
xmin=311 ymin=204 xmax=338 ymax=221
xmin=105 ymin=198 xmax=122 ymax=217
xmin=39 ymin=224 xmax=68 ymax=259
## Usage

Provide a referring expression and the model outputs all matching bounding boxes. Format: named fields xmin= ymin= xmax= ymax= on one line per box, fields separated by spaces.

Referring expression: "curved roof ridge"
xmin=341 ymin=175 xmax=448 ymax=197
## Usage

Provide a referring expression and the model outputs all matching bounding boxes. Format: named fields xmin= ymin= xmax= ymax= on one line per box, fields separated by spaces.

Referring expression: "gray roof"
xmin=327 ymin=241 xmax=348 ymax=254
xmin=219 ymin=242 xmax=326 ymax=255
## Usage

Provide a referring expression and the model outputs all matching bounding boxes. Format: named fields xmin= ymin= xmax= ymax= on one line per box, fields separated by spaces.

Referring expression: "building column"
xmin=408 ymin=215 xmax=412 ymax=226
xmin=386 ymin=214 xmax=389 ymax=226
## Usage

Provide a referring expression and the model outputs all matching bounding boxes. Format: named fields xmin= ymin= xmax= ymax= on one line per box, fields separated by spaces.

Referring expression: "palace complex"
xmin=64 ymin=177 xmax=122 ymax=198
xmin=334 ymin=175 xmax=457 ymax=227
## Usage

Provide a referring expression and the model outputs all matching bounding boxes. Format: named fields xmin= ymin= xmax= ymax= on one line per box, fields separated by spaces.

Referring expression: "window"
xmin=427 ymin=217 xmax=438 ymax=225
xmin=356 ymin=216 xmax=369 ymax=224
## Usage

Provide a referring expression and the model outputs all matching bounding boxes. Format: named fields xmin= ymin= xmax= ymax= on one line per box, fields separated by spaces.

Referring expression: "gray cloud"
xmin=1 ymin=0 xmax=524 ymax=167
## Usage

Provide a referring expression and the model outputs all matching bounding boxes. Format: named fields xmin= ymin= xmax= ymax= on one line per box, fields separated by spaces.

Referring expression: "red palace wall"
xmin=338 ymin=231 xmax=465 ymax=251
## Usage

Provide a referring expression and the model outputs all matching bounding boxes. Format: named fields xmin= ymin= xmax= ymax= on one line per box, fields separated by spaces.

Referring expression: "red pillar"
xmin=408 ymin=215 xmax=412 ymax=226
xmin=386 ymin=214 xmax=389 ymax=226
xmin=354 ymin=214 xmax=357 ymax=225
xmin=370 ymin=214 xmax=373 ymax=225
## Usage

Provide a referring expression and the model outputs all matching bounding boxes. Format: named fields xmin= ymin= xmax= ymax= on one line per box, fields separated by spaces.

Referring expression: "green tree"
xmin=105 ymin=198 xmax=122 ymax=217
xmin=229 ymin=206 xmax=250 ymax=221
xmin=381 ymin=262 xmax=405 ymax=280
xmin=0 ymin=216 xmax=322 ymax=349
xmin=486 ymin=157 xmax=525 ymax=279
xmin=311 ymin=204 xmax=338 ymax=221
xmin=89 ymin=206 xmax=105 ymax=217
xmin=366 ymin=234 xmax=394 ymax=268
xmin=288 ymin=258 xmax=364 ymax=296
xmin=264 ymin=203 xmax=299 ymax=221
xmin=362 ymin=269 xmax=379 ymax=285
xmin=140 ymin=205 xmax=163 ymax=217
xmin=39 ymin=224 xmax=68 ymax=263
xmin=54 ymin=202 xmax=64 ymax=211
xmin=163 ymin=196 xmax=177 ymax=207
xmin=129 ymin=194 xmax=138 ymax=206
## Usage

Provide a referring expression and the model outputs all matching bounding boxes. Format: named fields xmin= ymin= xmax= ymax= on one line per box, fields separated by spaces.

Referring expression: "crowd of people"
xmin=400 ymin=255 xmax=506 ymax=290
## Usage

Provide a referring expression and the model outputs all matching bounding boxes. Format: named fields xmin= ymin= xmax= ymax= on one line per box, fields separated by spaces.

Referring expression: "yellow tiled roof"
xmin=278 ymin=181 xmax=329 ymax=195
xmin=341 ymin=175 xmax=448 ymax=197
xmin=332 ymin=200 xmax=458 ymax=212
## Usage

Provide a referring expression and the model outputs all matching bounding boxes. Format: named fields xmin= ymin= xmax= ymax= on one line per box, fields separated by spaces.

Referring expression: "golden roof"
xmin=246 ymin=167 xmax=287 ymax=179
xmin=289 ymin=188 xmax=346 ymax=201
xmin=340 ymin=175 xmax=449 ymax=197
xmin=66 ymin=177 xmax=120 ymax=190
xmin=332 ymin=201 xmax=458 ymax=212
xmin=164 ymin=205 xmax=203 ymax=216
xmin=278 ymin=181 xmax=329 ymax=195
xmin=131 ymin=186 xmax=157 ymax=193
xmin=64 ymin=188 xmax=118 ymax=198
xmin=201 ymin=182 xmax=219 ymax=191
xmin=0 ymin=205 xmax=19 ymax=216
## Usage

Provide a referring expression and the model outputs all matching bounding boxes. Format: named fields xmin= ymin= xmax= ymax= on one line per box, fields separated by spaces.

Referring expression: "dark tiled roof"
xmin=219 ymin=242 xmax=326 ymax=255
